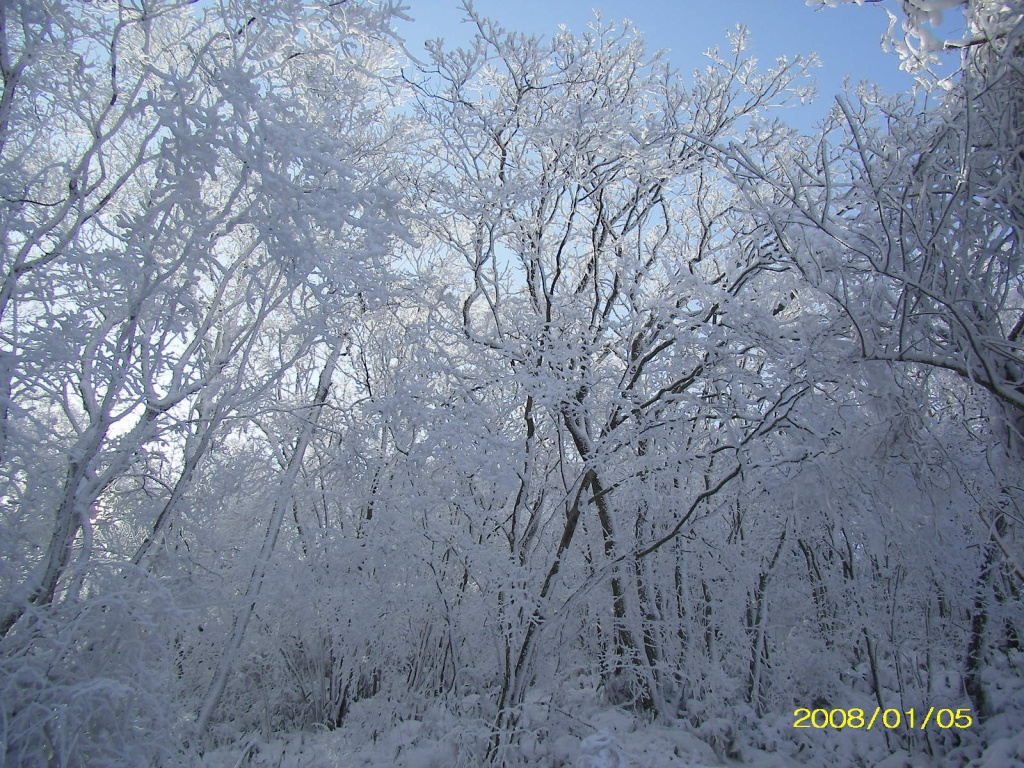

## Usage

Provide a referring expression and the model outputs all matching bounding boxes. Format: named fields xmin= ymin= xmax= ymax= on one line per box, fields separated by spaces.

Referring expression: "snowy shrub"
xmin=0 ymin=592 xmax=181 ymax=767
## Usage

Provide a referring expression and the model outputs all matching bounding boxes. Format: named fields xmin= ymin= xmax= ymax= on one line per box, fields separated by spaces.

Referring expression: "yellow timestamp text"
xmin=793 ymin=707 xmax=973 ymax=730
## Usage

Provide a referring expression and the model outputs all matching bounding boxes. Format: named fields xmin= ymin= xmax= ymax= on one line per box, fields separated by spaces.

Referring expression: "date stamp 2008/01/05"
xmin=793 ymin=707 xmax=973 ymax=730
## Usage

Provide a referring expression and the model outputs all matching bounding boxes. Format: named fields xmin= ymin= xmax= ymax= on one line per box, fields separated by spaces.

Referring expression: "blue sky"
xmin=396 ymin=1 xmax=960 ymax=127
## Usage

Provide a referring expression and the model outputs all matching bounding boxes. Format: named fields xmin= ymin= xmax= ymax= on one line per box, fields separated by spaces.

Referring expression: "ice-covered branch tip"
xmin=808 ymin=0 xmax=1024 ymax=73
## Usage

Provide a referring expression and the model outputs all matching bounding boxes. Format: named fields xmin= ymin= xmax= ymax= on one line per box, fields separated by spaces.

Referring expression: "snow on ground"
xmin=195 ymin=703 xmax=1024 ymax=768
xmin=198 ymin=722 xmax=722 ymax=768
xmin=191 ymin=706 xmax=945 ymax=768
xmin=197 ymin=659 xmax=1024 ymax=768
xmin=196 ymin=710 xmax=1024 ymax=768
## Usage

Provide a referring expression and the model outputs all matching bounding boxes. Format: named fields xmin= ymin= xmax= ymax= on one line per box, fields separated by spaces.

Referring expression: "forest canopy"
xmin=0 ymin=1 xmax=1021 ymax=766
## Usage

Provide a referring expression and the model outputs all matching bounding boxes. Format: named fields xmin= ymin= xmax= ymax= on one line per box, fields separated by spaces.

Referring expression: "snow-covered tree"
xmin=749 ymin=0 xmax=1024 ymax=731
xmin=1 ymin=0 xmax=1018 ymax=765
xmin=808 ymin=0 xmax=1024 ymax=73
xmin=401 ymin=5 xmax=824 ymax=751
xmin=0 ymin=0 xmax=407 ymax=762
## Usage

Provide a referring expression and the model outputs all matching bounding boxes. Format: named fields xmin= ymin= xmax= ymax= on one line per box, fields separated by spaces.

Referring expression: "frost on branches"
xmin=0 ymin=0 xmax=1021 ymax=767
xmin=807 ymin=0 xmax=1024 ymax=73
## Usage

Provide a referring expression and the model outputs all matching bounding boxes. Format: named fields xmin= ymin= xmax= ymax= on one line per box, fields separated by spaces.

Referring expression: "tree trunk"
xmin=965 ymin=523 xmax=1001 ymax=722
xmin=196 ymin=344 xmax=340 ymax=737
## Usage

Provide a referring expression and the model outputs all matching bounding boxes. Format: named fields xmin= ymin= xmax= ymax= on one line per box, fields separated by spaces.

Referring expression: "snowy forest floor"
xmin=196 ymin=670 xmax=1024 ymax=768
